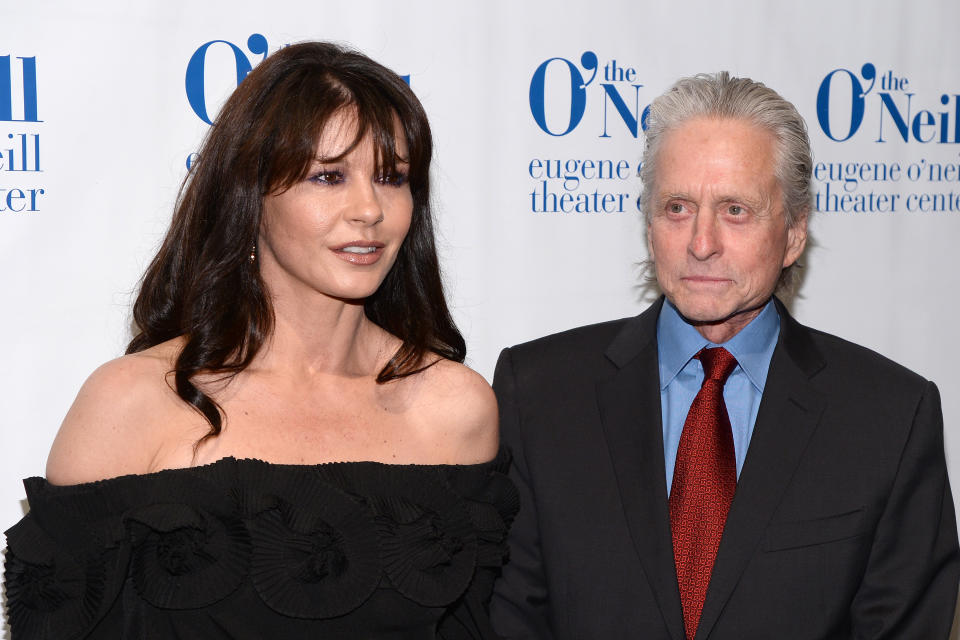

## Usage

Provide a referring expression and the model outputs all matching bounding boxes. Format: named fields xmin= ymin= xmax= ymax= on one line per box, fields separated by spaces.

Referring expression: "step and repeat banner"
xmin=2 ymin=0 xmax=959 ymax=614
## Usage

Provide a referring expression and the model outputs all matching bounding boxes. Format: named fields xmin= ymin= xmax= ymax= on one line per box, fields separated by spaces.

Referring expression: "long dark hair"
xmin=127 ymin=42 xmax=465 ymax=442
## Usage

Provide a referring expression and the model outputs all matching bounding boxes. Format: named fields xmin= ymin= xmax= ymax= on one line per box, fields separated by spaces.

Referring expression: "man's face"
xmin=647 ymin=117 xmax=807 ymax=343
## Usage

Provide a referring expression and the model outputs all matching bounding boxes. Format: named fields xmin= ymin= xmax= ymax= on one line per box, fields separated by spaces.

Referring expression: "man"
xmin=489 ymin=72 xmax=959 ymax=639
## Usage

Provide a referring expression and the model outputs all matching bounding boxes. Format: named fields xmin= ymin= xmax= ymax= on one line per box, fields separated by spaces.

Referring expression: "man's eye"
xmin=668 ymin=202 xmax=685 ymax=214
xmin=728 ymin=205 xmax=744 ymax=215
xmin=308 ymin=170 xmax=344 ymax=185
xmin=378 ymin=171 xmax=409 ymax=187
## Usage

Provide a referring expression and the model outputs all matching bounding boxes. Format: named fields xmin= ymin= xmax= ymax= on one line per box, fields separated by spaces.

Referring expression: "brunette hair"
xmin=127 ymin=41 xmax=465 ymax=442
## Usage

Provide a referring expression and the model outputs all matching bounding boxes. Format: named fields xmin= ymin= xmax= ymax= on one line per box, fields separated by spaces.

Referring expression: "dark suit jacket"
xmin=490 ymin=298 xmax=959 ymax=639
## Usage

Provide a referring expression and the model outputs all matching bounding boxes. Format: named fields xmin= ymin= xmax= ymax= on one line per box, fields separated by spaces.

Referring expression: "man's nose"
xmin=688 ymin=212 xmax=721 ymax=260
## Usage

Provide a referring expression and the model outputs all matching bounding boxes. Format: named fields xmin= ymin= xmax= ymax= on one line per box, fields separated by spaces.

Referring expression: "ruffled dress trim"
xmin=245 ymin=463 xmax=381 ymax=618
xmin=3 ymin=450 xmax=518 ymax=639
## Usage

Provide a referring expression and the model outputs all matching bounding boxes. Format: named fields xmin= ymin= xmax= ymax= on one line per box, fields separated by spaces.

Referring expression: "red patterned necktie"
xmin=669 ymin=347 xmax=738 ymax=640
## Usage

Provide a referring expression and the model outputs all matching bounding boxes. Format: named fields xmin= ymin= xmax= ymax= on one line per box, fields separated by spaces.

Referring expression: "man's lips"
xmin=681 ymin=275 xmax=732 ymax=285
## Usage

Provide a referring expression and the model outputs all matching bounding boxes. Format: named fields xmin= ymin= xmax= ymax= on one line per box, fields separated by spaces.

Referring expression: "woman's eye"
xmin=378 ymin=171 xmax=408 ymax=187
xmin=309 ymin=170 xmax=344 ymax=185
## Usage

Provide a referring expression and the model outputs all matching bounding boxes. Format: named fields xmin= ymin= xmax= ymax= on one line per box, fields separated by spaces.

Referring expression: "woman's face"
xmin=257 ymin=110 xmax=413 ymax=305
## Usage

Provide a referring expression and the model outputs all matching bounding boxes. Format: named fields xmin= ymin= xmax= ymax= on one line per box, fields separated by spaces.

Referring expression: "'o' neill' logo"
xmin=185 ymin=34 xmax=270 ymax=125
xmin=528 ymin=51 xmax=649 ymax=138
xmin=816 ymin=62 xmax=960 ymax=143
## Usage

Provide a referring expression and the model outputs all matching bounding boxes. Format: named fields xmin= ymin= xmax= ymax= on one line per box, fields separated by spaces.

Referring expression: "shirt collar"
xmin=656 ymin=297 xmax=780 ymax=392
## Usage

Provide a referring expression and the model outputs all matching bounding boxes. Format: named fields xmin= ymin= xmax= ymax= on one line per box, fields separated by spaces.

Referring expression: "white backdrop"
xmin=3 ymin=0 xmax=960 ymax=632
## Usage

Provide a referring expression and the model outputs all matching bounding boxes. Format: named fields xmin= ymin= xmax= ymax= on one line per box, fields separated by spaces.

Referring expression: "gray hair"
xmin=639 ymin=71 xmax=813 ymax=292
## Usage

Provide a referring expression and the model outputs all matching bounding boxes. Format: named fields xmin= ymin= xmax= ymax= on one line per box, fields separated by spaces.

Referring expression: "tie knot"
xmin=697 ymin=347 xmax=738 ymax=384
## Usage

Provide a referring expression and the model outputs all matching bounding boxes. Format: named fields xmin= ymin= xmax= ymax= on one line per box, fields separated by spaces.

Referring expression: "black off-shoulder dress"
xmin=3 ymin=451 xmax=518 ymax=639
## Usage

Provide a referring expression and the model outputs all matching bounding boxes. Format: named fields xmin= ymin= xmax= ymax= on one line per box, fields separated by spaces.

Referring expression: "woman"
xmin=4 ymin=42 xmax=516 ymax=639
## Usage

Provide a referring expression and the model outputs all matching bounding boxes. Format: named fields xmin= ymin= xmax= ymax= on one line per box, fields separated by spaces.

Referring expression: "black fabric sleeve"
xmin=4 ymin=485 xmax=127 ymax=640
xmin=849 ymin=381 xmax=960 ymax=638
xmin=438 ymin=451 xmax=520 ymax=640
xmin=489 ymin=348 xmax=556 ymax=640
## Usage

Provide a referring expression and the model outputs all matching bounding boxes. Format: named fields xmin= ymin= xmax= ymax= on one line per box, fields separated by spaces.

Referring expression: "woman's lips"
xmin=331 ymin=242 xmax=385 ymax=265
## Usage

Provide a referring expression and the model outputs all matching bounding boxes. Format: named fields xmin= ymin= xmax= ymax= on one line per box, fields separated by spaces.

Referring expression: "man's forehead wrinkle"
xmin=657 ymin=186 xmax=772 ymax=209
xmin=660 ymin=191 xmax=695 ymax=201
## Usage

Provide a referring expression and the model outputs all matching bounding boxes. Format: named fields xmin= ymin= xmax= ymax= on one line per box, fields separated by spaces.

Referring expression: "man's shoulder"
xmin=509 ymin=316 xmax=635 ymax=356
xmin=792 ymin=319 xmax=930 ymax=391
xmin=496 ymin=311 xmax=655 ymax=390
xmin=493 ymin=316 xmax=642 ymax=409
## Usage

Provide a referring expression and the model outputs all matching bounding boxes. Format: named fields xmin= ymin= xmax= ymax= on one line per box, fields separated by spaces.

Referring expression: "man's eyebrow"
xmin=653 ymin=190 xmax=773 ymax=213
xmin=715 ymin=193 xmax=767 ymax=209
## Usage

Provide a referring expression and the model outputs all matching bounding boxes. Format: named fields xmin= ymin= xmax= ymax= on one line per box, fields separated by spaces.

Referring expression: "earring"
xmin=249 ymin=243 xmax=257 ymax=263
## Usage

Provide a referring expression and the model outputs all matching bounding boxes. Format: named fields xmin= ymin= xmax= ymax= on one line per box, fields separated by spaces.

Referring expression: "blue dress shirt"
xmin=657 ymin=298 xmax=780 ymax=496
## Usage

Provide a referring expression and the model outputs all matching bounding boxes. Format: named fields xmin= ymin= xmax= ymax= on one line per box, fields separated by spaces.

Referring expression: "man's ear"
xmin=783 ymin=212 xmax=808 ymax=268
xmin=646 ymin=222 xmax=655 ymax=261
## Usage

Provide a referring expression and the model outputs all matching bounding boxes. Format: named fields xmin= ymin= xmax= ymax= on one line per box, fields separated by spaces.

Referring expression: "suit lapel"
xmin=694 ymin=300 xmax=827 ymax=640
xmin=597 ymin=298 xmax=687 ymax=640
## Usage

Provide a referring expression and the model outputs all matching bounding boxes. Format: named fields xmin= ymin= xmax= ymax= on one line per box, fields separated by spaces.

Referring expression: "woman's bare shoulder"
xmin=410 ymin=358 xmax=499 ymax=464
xmin=46 ymin=338 xmax=197 ymax=485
